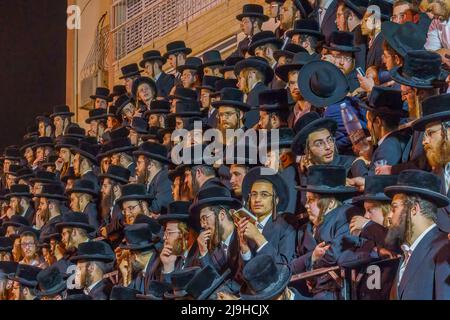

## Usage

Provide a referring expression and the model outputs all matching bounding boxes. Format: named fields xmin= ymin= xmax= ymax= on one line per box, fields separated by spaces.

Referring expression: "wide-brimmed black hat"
xmin=285 ymin=18 xmax=324 ymax=38
xmin=36 ymin=183 xmax=67 ymax=201
xmin=38 ymin=224 xmax=61 ymax=245
xmin=85 ymin=108 xmax=107 ymax=124
xmin=32 ymin=137 xmax=54 ymax=150
xmin=55 ymin=136 xmax=79 ymax=150
xmin=6 ymin=184 xmax=32 ymax=199
xmin=106 ymin=104 xmax=120 ymax=119
xmin=116 ymin=184 xmax=152 ymax=207
xmin=362 ymin=86 xmax=407 ymax=118
xmin=171 ymin=100 xmax=202 ymax=117
xmin=0 ymin=237 xmax=13 ymax=252
xmin=64 ymin=125 xmax=86 ymax=140
xmin=241 ymin=167 xmax=290 ymax=213
xmin=0 ymin=261 xmax=18 ymax=278
xmin=163 ymin=41 xmax=192 ymax=59
xmin=141 ymin=126 xmax=164 ymax=142
xmin=1 ymin=146 xmax=21 ymax=161
xmin=353 ymin=175 xmax=398 ymax=204
xmin=324 ymin=31 xmax=361 ymax=53
xmin=144 ymin=100 xmax=171 ymax=116
xmin=176 ymin=57 xmax=203 ymax=74
xmin=273 ymin=43 xmax=307 ymax=62
xmin=219 ymin=54 xmax=244 ymax=74
xmin=55 ymin=211 xmax=95 ymax=233
xmin=201 ymin=50 xmax=224 ymax=70
xmin=98 ymin=165 xmax=131 ymax=184
xmin=109 ymin=85 xmax=127 ymax=100
xmin=50 ymin=105 xmax=74 ymax=119
xmin=248 ymin=31 xmax=282 ymax=56
xmin=110 ymin=286 xmax=141 ymax=300
xmin=298 ymin=60 xmax=349 ymax=108
xmin=29 ymin=170 xmax=59 ymax=185
xmin=66 ymin=179 xmax=98 ymax=197
xmin=234 ymin=57 xmax=274 ymax=85
xmin=8 ymin=264 xmax=42 ymax=288
xmin=70 ymin=140 xmax=100 ymax=164
xmin=20 ymin=137 xmax=37 ymax=153
xmin=42 ymin=154 xmax=59 ymax=169
xmin=275 ymin=52 xmax=320 ymax=82
xmin=133 ymin=141 xmax=170 ymax=164
xmin=127 ymin=117 xmax=149 ymax=135
xmin=368 ymin=0 xmax=392 ymax=21
xmin=292 ymin=111 xmax=337 ymax=155
xmin=211 ymin=88 xmax=251 ymax=112
xmin=70 ymin=241 xmax=115 ymax=263
xmin=90 ymin=87 xmax=112 ymax=102
xmin=157 ymin=201 xmax=191 ymax=226
xmin=61 ymin=167 xmax=76 ymax=184
xmin=297 ymin=165 xmax=358 ymax=195
xmin=390 ymin=50 xmax=446 ymax=89
xmin=119 ymin=223 xmax=158 ymax=251
xmin=189 ymin=186 xmax=242 ymax=222
xmin=106 ymin=137 xmax=136 ymax=157
xmin=139 ymin=50 xmax=166 ymax=68
xmin=264 ymin=127 xmax=295 ymax=150
xmin=384 ymin=170 xmax=450 ymax=208
xmin=381 ymin=21 xmax=426 ymax=58
xmin=258 ymin=88 xmax=291 ymax=112
xmin=132 ymin=76 xmax=157 ymax=100
xmin=4 ymin=164 xmax=22 ymax=176
xmin=198 ymin=75 xmax=222 ymax=91
xmin=35 ymin=266 xmax=66 ymax=297
xmin=236 ymin=4 xmax=269 ymax=22
xmin=168 ymin=86 xmax=198 ymax=101
xmin=240 ymin=254 xmax=291 ymax=300
xmin=136 ymin=281 xmax=172 ymax=300
xmin=210 ymin=78 xmax=238 ymax=98
xmin=164 ymin=267 xmax=201 ymax=299
xmin=412 ymin=94 xmax=450 ymax=131
xmin=343 ymin=0 xmax=368 ymax=18
xmin=185 ymin=266 xmax=231 ymax=300
xmin=119 ymin=63 xmax=143 ymax=79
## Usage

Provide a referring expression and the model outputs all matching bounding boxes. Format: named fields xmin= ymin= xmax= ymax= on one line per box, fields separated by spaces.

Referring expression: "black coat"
xmin=84 ymin=202 xmax=100 ymax=230
xmin=128 ymin=250 xmax=161 ymax=295
xmin=88 ymin=278 xmax=113 ymax=300
xmin=161 ymin=242 xmax=201 ymax=284
xmin=366 ymin=33 xmax=384 ymax=69
xmin=147 ymin=169 xmax=173 ymax=214
xmin=23 ymin=206 xmax=35 ymax=226
xmin=234 ymin=37 xmax=250 ymax=58
xmin=156 ymin=72 xmax=175 ymax=99
xmin=309 ymin=0 xmax=338 ymax=43
xmin=82 ymin=171 xmax=100 ymax=193
xmin=244 ymin=82 xmax=268 ymax=129
xmin=353 ymin=25 xmax=367 ymax=71
xmin=280 ymin=164 xmax=300 ymax=215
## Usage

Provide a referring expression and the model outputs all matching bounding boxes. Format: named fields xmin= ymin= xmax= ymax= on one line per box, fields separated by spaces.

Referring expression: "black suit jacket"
xmin=234 ymin=37 xmax=250 ymax=57
xmin=156 ymin=72 xmax=175 ymax=99
xmin=366 ymin=33 xmax=384 ymax=68
xmin=244 ymin=82 xmax=269 ymax=129
xmin=310 ymin=0 xmax=338 ymax=43
xmin=82 ymin=171 xmax=100 ymax=193
xmin=84 ymin=202 xmax=100 ymax=230
xmin=147 ymin=169 xmax=173 ymax=214
xmin=129 ymin=250 xmax=161 ymax=295
xmin=23 ymin=206 xmax=35 ymax=225
xmin=88 ymin=278 xmax=113 ymax=300
xmin=160 ymin=243 xmax=201 ymax=283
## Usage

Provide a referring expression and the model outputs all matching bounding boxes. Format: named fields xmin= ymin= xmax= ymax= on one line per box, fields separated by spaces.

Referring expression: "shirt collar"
xmin=222 ymin=230 xmax=234 ymax=247
xmin=86 ymin=279 xmax=102 ymax=294
xmin=320 ymin=0 xmax=333 ymax=9
xmin=402 ymin=224 xmax=437 ymax=254
xmin=154 ymin=72 xmax=162 ymax=82
xmin=258 ymin=214 xmax=272 ymax=230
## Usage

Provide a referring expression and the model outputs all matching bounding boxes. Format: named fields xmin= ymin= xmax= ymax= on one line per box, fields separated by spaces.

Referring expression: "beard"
xmin=425 ymin=139 xmax=450 ymax=170
xmin=136 ymin=168 xmax=148 ymax=184
xmin=100 ymin=191 xmax=114 ymax=220
xmin=385 ymin=206 xmax=408 ymax=249
xmin=131 ymin=258 xmax=144 ymax=272
xmin=171 ymin=238 xmax=185 ymax=256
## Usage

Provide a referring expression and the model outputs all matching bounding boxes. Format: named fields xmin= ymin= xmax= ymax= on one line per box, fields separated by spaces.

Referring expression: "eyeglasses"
xmin=424 ymin=127 xmax=441 ymax=139
xmin=20 ymin=242 xmax=36 ymax=248
xmin=332 ymin=55 xmax=353 ymax=63
xmin=199 ymin=213 xmax=214 ymax=224
xmin=249 ymin=191 xmax=273 ymax=200
xmin=124 ymin=204 xmax=140 ymax=212
xmin=310 ymin=136 xmax=336 ymax=149
xmin=218 ymin=111 xmax=238 ymax=119
xmin=164 ymin=230 xmax=181 ymax=237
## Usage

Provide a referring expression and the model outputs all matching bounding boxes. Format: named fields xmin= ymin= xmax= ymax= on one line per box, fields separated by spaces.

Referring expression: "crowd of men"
xmin=0 ymin=0 xmax=449 ymax=300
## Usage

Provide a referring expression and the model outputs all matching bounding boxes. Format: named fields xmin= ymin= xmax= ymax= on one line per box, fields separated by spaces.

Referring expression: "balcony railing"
xmin=111 ymin=0 xmax=225 ymax=61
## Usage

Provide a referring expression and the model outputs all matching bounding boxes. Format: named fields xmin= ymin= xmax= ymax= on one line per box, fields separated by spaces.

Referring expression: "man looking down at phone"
xmin=239 ymin=167 xmax=296 ymax=265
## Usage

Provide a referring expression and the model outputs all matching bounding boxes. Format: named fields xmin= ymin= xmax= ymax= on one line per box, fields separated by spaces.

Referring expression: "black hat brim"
xmin=412 ymin=111 xmax=450 ymax=131
xmin=360 ymin=104 xmax=408 ymax=118
xmin=35 ymin=281 xmax=67 ymax=297
xmin=389 ymin=66 xmax=447 ymax=89
xmin=90 ymin=95 xmax=113 ymax=102
xmin=236 ymin=13 xmax=269 ymax=22
xmin=70 ymin=147 xmax=99 ymax=165
xmin=285 ymin=29 xmax=324 ymax=39
xmin=55 ymin=222 xmax=95 ymax=233
xmin=384 ymin=186 xmax=450 ymax=208
xmin=163 ymin=48 xmax=193 ymax=59
xmin=35 ymin=193 xmax=68 ymax=201
xmin=323 ymin=44 xmax=361 ymax=53
xmin=119 ymin=242 xmax=155 ymax=251
xmin=297 ymin=185 xmax=358 ymax=195
xmin=157 ymin=214 xmax=190 ymax=225
xmin=8 ymin=276 xmax=38 ymax=288
xmin=66 ymin=188 xmax=98 ymax=198
xmin=197 ymin=269 xmax=232 ymax=300
xmin=352 ymin=193 xmax=391 ymax=204
xmin=248 ymin=38 xmax=283 ymax=56
xmin=292 ymin=118 xmax=338 ymax=155
xmin=139 ymin=56 xmax=167 ymax=68
xmin=85 ymin=115 xmax=107 ymax=124
xmin=189 ymin=197 xmax=242 ymax=229
xmin=201 ymin=60 xmax=225 ymax=70
xmin=132 ymin=151 xmax=171 ymax=164
xmin=50 ymin=112 xmax=74 ymax=119
xmin=119 ymin=70 xmax=144 ymax=80
xmin=6 ymin=192 xmax=33 ymax=199
xmin=211 ymin=100 xmax=251 ymax=112
xmin=116 ymin=195 xmax=152 ymax=207
xmin=240 ymin=264 xmax=291 ymax=300
xmin=69 ymin=254 xmax=115 ymax=263
xmin=234 ymin=60 xmax=274 ymax=85
xmin=98 ymin=173 xmax=129 ymax=184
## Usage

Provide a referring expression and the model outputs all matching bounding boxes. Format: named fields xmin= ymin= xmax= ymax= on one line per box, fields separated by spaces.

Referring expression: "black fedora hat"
xmin=292 ymin=111 xmax=337 ymax=155
xmin=286 ymin=18 xmax=324 ymax=38
xmin=167 ymin=86 xmax=198 ymax=101
xmin=132 ymin=76 xmax=157 ymax=99
xmin=55 ymin=211 xmax=95 ymax=233
xmin=70 ymin=241 xmax=115 ymax=263
xmin=157 ymin=201 xmax=191 ymax=226
xmin=189 ymin=186 xmax=242 ymax=221
xmin=234 ymin=57 xmax=274 ymax=85
xmin=0 ymin=237 xmax=13 ymax=252
xmin=119 ymin=63 xmax=143 ymax=79
xmin=240 ymin=254 xmax=291 ymax=300
xmin=265 ymin=127 xmax=295 ymax=149
xmin=6 ymin=184 xmax=32 ymax=199
xmin=297 ymin=165 xmax=358 ymax=195
xmin=273 ymin=43 xmax=307 ymax=61
xmin=35 ymin=266 xmax=66 ymax=297
xmin=381 ymin=21 xmax=426 ymax=57
xmin=98 ymin=165 xmax=131 ymax=185
xmin=258 ymin=88 xmax=291 ymax=112
xmin=133 ymin=141 xmax=170 ymax=164
xmin=236 ymin=4 xmax=269 ymax=22
xmin=163 ymin=41 xmax=192 ymax=59
xmin=110 ymin=286 xmax=141 ymax=300
xmin=4 ymin=164 xmax=22 ymax=176
xmin=171 ymin=100 xmax=202 ymax=117
xmin=219 ymin=54 xmax=244 ymax=74
xmin=136 ymin=281 xmax=172 ymax=300
xmin=176 ymin=57 xmax=203 ymax=74
xmin=8 ymin=264 xmax=42 ymax=288
xmin=1 ymin=146 xmax=21 ymax=161
xmin=36 ymin=183 xmax=67 ymax=201
xmin=413 ymin=94 xmax=450 ymax=131
xmin=298 ymin=60 xmax=349 ymax=107
xmin=29 ymin=170 xmax=59 ymax=184
xmin=198 ymin=75 xmax=222 ymax=91
xmin=275 ymin=52 xmax=320 ymax=82
xmin=144 ymin=100 xmax=171 ymax=116
xmin=324 ymin=31 xmax=361 ymax=53
xmin=55 ymin=136 xmax=79 ymax=150
xmin=164 ymin=266 xmax=201 ymax=299
xmin=362 ymin=86 xmax=408 ymax=118
xmin=384 ymin=170 xmax=450 ymax=208
xmin=50 ymin=105 xmax=74 ymax=119
xmin=127 ymin=117 xmax=149 ymax=134
xmin=390 ymin=50 xmax=446 ymax=89
xmin=42 ymin=154 xmax=60 ymax=169
xmin=61 ymin=167 xmax=76 ymax=184
xmin=20 ymin=136 xmax=37 ymax=153
xmin=119 ymin=223 xmax=158 ymax=251
xmin=109 ymin=85 xmax=127 ymax=100
xmin=65 ymin=124 xmax=86 ymax=139
xmin=139 ymin=50 xmax=166 ymax=68
xmin=210 ymin=79 xmax=238 ymax=98
xmin=66 ymin=179 xmax=98 ymax=197
xmin=70 ymin=140 xmax=100 ymax=164
xmin=107 ymin=137 xmax=136 ymax=157
xmin=343 ymin=0 xmax=368 ymax=18
xmin=90 ymin=87 xmax=112 ymax=102
xmin=0 ymin=261 xmax=18 ymax=278
xmin=110 ymin=126 xmax=131 ymax=140
xmin=368 ymin=0 xmax=392 ymax=21
xmin=185 ymin=266 xmax=231 ymax=300
xmin=241 ymin=167 xmax=290 ymax=213
xmin=35 ymin=114 xmax=52 ymax=126
xmin=32 ymin=137 xmax=54 ymax=150
xmin=133 ymin=214 xmax=162 ymax=235
xmin=85 ymin=108 xmax=107 ymax=124
xmin=116 ymin=184 xmax=152 ymax=207
xmin=38 ymin=224 xmax=61 ymax=245
xmin=211 ymin=88 xmax=251 ymax=112
xmin=248 ymin=31 xmax=282 ymax=56
xmin=353 ymin=175 xmax=398 ymax=204
xmin=201 ymin=50 xmax=224 ymax=69
xmin=141 ymin=126 xmax=164 ymax=142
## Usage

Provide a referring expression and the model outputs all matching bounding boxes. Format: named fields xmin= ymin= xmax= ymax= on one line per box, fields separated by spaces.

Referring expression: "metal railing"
xmin=111 ymin=0 xmax=225 ymax=61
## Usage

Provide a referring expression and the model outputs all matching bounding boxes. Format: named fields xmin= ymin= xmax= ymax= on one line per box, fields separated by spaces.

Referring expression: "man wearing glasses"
xmin=19 ymin=230 xmax=47 ymax=269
